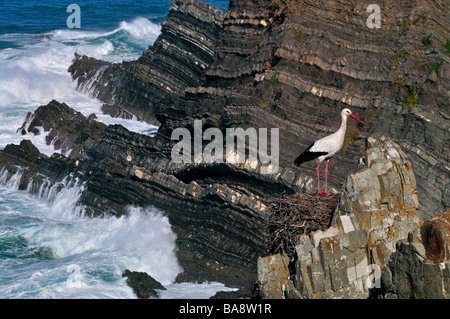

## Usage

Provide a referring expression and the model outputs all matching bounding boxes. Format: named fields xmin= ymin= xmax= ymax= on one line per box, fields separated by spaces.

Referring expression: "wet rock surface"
xmin=18 ymin=100 xmax=106 ymax=157
xmin=258 ymin=136 xmax=449 ymax=299
xmin=122 ymin=269 xmax=166 ymax=299
xmin=1 ymin=102 xmax=297 ymax=292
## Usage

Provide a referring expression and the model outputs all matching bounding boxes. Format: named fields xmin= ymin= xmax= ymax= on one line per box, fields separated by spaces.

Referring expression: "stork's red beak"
xmin=350 ymin=114 xmax=363 ymax=124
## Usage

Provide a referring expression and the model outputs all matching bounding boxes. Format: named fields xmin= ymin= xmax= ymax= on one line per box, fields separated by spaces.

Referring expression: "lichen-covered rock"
xmin=380 ymin=232 xmax=450 ymax=299
xmin=266 ymin=135 xmax=448 ymax=299
xmin=257 ymin=254 xmax=290 ymax=299
xmin=336 ymin=135 xmax=422 ymax=244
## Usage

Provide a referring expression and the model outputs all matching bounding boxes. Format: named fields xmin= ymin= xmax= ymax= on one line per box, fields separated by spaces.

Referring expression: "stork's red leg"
xmin=316 ymin=162 xmax=325 ymax=196
xmin=324 ymin=160 xmax=330 ymax=195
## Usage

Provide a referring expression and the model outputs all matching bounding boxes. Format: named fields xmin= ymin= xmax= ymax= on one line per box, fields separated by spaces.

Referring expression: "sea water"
xmin=0 ymin=0 xmax=234 ymax=299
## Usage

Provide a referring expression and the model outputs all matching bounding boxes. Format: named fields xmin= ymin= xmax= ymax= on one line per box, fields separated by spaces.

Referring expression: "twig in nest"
xmin=290 ymin=220 xmax=306 ymax=228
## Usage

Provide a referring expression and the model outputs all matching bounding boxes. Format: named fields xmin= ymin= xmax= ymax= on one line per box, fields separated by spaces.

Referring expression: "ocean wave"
xmin=48 ymin=17 xmax=160 ymax=43
xmin=0 ymin=16 xmax=159 ymax=155
xmin=0 ymin=179 xmax=182 ymax=298
xmin=118 ymin=17 xmax=161 ymax=39
xmin=0 ymin=39 xmax=94 ymax=107
xmin=0 ymin=16 xmax=161 ymax=107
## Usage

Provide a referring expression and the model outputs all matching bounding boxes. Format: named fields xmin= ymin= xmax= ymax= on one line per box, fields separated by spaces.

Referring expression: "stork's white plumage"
xmin=294 ymin=108 xmax=363 ymax=195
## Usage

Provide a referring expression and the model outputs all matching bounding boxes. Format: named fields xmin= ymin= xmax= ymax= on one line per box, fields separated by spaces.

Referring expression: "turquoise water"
xmin=0 ymin=0 xmax=233 ymax=299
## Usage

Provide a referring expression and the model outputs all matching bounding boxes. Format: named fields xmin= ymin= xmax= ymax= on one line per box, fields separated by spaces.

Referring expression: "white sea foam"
xmin=0 ymin=180 xmax=183 ymax=298
xmin=0 ymin=170 xmax=234 ymax=299
xmin=0 ymin=17 xmax=160 ymax=106
xmin=48 ymin=16 xmax=160 ymax=62
xmin=157 ymin=282 xmax=238 ymax=299
xmin=119 ymin=17 xmax=161 ymax=40
xmin=49 ymin=17 xmax=160 ymax=42
xmin=0 ymin=43 xmax=77 ymax=106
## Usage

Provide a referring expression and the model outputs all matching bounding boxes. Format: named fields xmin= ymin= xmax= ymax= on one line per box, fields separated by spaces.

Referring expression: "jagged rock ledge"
xmin=122 ymin=270 xmax=166 ymax=299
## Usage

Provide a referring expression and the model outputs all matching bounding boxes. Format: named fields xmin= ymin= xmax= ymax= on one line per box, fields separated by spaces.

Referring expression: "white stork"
xmin=294 ymin=108 xmax=364 ymax=195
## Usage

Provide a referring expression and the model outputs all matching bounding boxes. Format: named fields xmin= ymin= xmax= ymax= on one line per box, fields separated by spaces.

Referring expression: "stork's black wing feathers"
xmin=294 ymin=142 xmax=328 ymax=166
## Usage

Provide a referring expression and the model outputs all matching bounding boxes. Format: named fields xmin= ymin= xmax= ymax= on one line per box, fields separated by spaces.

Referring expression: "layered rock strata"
xmin=0 ymin=101 xmax=314 ymax=293
xmin=70 ymin=0 xmax=449 ymax=220
xmin=69 ymin=0 xmax=224 ymax=123
xmin=18 ymin=100 xmax=106 ymax=157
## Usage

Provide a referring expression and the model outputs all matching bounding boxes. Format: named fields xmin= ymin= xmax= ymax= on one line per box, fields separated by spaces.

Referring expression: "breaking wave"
xmin=0 ymin=17 xmax=159 ymax=156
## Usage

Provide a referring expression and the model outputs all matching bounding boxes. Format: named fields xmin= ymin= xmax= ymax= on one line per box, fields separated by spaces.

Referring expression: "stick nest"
xmin=265 ymin=192 xmax=340 ymax=257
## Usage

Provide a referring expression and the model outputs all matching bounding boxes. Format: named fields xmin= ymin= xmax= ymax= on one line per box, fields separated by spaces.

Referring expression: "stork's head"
xmin=342 ymin=108 xmax=363 ymax=123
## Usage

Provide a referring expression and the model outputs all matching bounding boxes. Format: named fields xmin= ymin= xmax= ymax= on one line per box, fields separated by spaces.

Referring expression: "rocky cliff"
xmin=70 ymin=0 xmax=449 ymax=220
xmin=0 ymin=0 xmax=448 ymax=298
xmin=258 ymin=135 xmax=449 ymax=299
xmin=0 ymin=100 xmax=288 ymax=295
xmin=293 ymin=135 xmax=424 ymax=298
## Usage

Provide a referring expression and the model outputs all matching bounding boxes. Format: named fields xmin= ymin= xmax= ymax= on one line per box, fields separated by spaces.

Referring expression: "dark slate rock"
xmin=122 ymin=269 xmax=166 ymax=299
